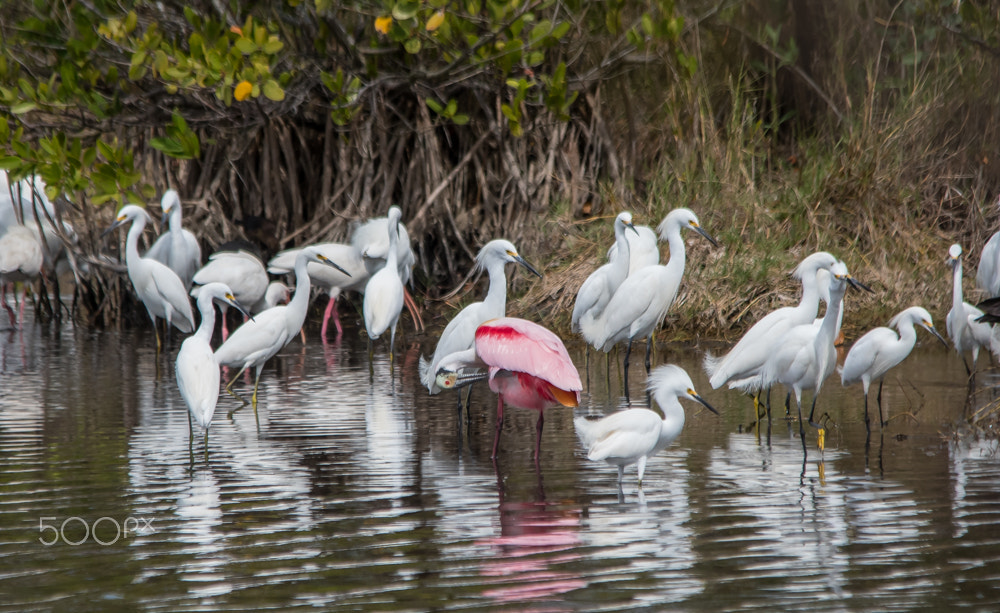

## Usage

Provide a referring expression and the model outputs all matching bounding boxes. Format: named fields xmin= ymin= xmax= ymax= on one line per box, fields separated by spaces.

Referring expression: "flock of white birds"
xmin=2 ymin=173 xmax=998 ymax=487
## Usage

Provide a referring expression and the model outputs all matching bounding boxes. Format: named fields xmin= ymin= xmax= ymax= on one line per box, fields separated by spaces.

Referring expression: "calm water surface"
xmin=2 ymin=311 xmax=1000 ymax=611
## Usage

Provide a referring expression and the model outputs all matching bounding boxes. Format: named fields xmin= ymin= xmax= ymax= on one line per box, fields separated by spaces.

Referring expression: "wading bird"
xmin=575 ymin=364 xmax=717 ymax=488
xmin=434 ymin=317 xmax=582 ymax=460
xmin=363 ymin=206 xmax=405 ymax=365
xmin=573 ymin=212 xmax=638 ymax=336
xmin=192 ymin=249 xmax=269 ymax=341
xmin=581 ymin=208 xmax=716 ymax=396
xmin=947 ymin=244 xmax=994 ymax=375
xmin=607 ymin=223 xmax=659 ymax=275
xmin=104 ymin=205 xmax=195 ymax=353
xmin=977 ymin=195 xmax=1000 ymax=298
xmin=176 ymin=282 xmax=248 ymax=450
xmin=214 ymin=246 xmax=349 ymax=418
xmin=840 ymin=306 xmax=947 ymax=433
xmin=0 ymin=225 xmax=43 ymax=328
xmin=146 ymin=190 xmax=201 ymax=289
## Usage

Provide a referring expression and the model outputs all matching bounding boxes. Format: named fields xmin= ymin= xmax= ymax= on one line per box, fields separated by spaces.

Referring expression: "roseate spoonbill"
xmin=947 ymin=244 xmax=994 ymax=375
xmin=0 ymin=225 xmax=43 ymax=327
xmin=214 ymin=246 xmax=349 ymax=419
xmin=192 ymin=249 xmax=269 ymax=341
xmin=419 ymin=239 xmax=542 ymax=405
xmin=976 ymin=196 xmax=1000 ymax=298
xmin=575 ymin=364 xmax=718 ymax=487
xmin=146 ymin=190 xmax=201 ymax=289
xmin=0 ymin=171 xmax=78 ymax=275
xmin=581 ymin=208 xmax=716 ymax=396
xmin=176 ymin=282 xmax=248 ymax=449
xmin=841 ymin=306 xmax=947 ymax=433
xmin=103 ymin=204 xmax=195 ymax=353
xmin=758 ymin=261 xmax=871 ymax=446
xmin=607 ymin=223 xmax=659 ymax=274
xmin=434 ymin=317 xmax=582 ymax=460
xmin=572 ymin=212 xmax=638 ymax=332
xmin=363 ymin=206 xmax=405 ymax=365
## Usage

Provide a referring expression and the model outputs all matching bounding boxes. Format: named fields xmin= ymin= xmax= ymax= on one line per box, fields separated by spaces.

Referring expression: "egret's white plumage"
xmin=214 ymin=246 xmax=349 ymax=414
xmin=352 ymin=212 xmax=416 ymax=286
xmin=363 ymin=207 xmax=405 ymax=363
xmin=575 ymin=364 xmax=717 ymax=487
xmin=607 ymin=224 xmax=659 ymax=275
xmin=0 ymin=225 xmax=44 ymax=327
xmin=146 ymin=190 xmax=201 ymax=289
xmin=419 ymin=239 xmax=542 ymax=394
xmin=704 ymin=251 xmax=840 ymax=391
xmin=581 ymin=208 xmax=716 ymax=392
xmin=176 ymin=282 xmax=246 ymax=443
xmin=573 ymin=212 xmax=637 ymax=332
xmin=192 ymin=249 xmax=269 ymax=340
xmin=977 ymin=196 xmax=1000 ymax=298
xmin=255 ymin=281 xmax=290 ymax=313
xmin=841 ymin=306 xmax=946 ymax=431
xmin=947 ymin=244 xmax=994 ymax=374
xmin=0 ymin=171 xmax=79 ymax=276
xmin=104 ymin=204 xmax=195 ymax=351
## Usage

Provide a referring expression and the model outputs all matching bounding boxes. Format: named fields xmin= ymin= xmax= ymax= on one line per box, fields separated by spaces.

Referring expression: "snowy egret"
xmin=146 ymin=190 xmax=201 ymax=289
xmin=575 ymin=364 xmax=717 ymax=488
xmin=214 ymin=246 xmax=349 ymax=417
xmin=572 ymin=212 xmax=638 ymax=332
xmin=176 ymin=282 xmax=248 ymax=448
xmin=419 ymin=239 xmax=542 ymax=400
xmin=362 ymin=206 xmax=405 ymax=365
xmin=353 ymin=209 xmax=423 ymax=331
xmin=758 ymin=260 xmax=871 ymax=446
xmin=841 ymin=306 xmax=947 ymax=433
xmin=581 ymin=207 xmax=717 ymax=395
xmin=607 ymin=224 xmax=659 ymax=275
xmin=434 ymin=317 xmax=582 ymax=460
xmin=256 ymin=281 xmax=290 ymax=313
xmin=0 ymin=225 xmax=43 ymax=327
xmin=976 ymin=196 xmax=1000 ymax=298
xmin=103 ymin=204 xmax=195 ymax=352
xmin=704 ymin=251 xmax=840 ymax=393
xmin=947 ymin=244 xmax=994 ymax=375
xmin=0 ymin=171 xmax=79 ymax=276
xmin=192 ymin=249 xmax=269 ymax=340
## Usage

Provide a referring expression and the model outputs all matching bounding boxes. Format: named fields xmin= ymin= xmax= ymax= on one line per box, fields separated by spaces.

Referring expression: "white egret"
xmin=581 ymin=207 xmax=717 ymax=395
xmin=255 ymin=281 xmax=290 ymax=313
xmin=572 ymin=212 xmax=638 ymax=332
xmin=976 ymin=196 xmax=1000 ymax=298
xmin=419 ymin=239 xmax=542 ymax=402
xmin=362 ymin=206 xmax=405 ymax=365
xmin=947 ymin=244 xmax=994 ymax=375
xmin=704 ymin=252 xmax=840 ymax=393
xmin=104 ymin=205 xmax=195 ymax=352
xmin=214 ymin=246 xmax=349 ymax=417
xmin=758 ymin=261 xmax=870 ymax=446
xmin=176 ymin=282 xmax=248 ymax=449
xmin=146 ymin=190 xmax=201 ymax=289
xmin=0 ymin=171 xmax=79 ymax=276
xmin=353 ymin=210 xmax=423 ymax=331
xmin=607 ymin=223 xmax=659 ymax=274
xmin=841 ymin=306 xmax=947 ymax=432
xmin=0 ymin=225 xmax=43 ymax=327
xmin=192 ymin=249 xmax=269 ymax=341
xmin=575 ymin=364 xmax=717 ymax=488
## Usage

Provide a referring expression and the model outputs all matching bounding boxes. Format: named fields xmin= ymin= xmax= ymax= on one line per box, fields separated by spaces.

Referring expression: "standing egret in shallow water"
xmin=947 ymin=244 xmax=994 ymax=375
xmin=420 ymin=240 xmax=541 ymax=405
xmin=104 ymin=205 xmax=195 ymax=353
xmin=434 ymin=317 xmax=582 ymax=460
xmin=841 ymin=306 xmax=947 ymax=433
xmin=146 ymin=190 xmax=201 ymax=289
xmin=177 ymin=282 xmax=248 ymax=450
xmin=214 ymin=246 xmax=349 ymax=419
xmin=0 ymin=225 xmax=43 ymax=328
xmin=581 ymin=208 xmax=716 ymax=397
xmin=607 ymin=224 xmax=659 ymax=275
xmin=572 ymin=212 xmax=638 ymax=333
xmin=575 ymin=364 xmax=717 ymax=488
xmin=363 ymin=206 xmax=405 ymax=366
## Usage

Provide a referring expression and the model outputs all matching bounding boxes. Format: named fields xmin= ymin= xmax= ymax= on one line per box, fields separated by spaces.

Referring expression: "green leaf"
xmin=393 ymin=0 xmax=420 ymax=21
xmin=0 ymin=156 xmax=23 ymax=170
xmin=404 ymin=38 xmax=422 ymax=54
xmin=235 ymin=38 xmax=257 ymax=54
xmin=10 ymin=102 xmax=37 ymax=115
xmin=425 ymin=98 xmax=444 ymax=114
xmin=262 ymin=39 xmax=284 ymax=54
xmin=451 ymin=114 xmax=469 ymax=125
xmin=262 ymin=79 xmax=285 ymax=101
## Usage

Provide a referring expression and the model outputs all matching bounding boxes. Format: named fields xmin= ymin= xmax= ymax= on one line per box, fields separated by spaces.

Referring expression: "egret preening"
xmin=575 ymin=364 xmax=717 ymax=488
xmin=192 ymin=249 xmax=269 ymax=341
xmin=176 ymin=282 xmax=248 ymax=451
xmin=103 ymin=204 xmax=195 ymax=353
xmin=841 ymin=306 xmax=947 ymax=433
xmin=419 ymin=239 xmax=542 ymax=416
xmin=362 ymin=206 xmax=406 ymax=366
xmin=758 ymin=260 xmax=871 ymax=448
xmin=214 ymin=246 xmax=349 ymax=420
xmin=434 ymin=317 xmax=582 ymax=461
xmin=581 ymin=208 xmax=717 ymax=398
xmin=146 ymin=190 xmax=201 ymax=289
xmin=0 ymin=225 xmax=43 ymax=328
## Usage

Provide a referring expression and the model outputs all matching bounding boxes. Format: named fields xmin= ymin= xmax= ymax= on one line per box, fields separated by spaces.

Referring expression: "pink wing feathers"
xmin=475 ymin=318 xmax=582 ymax=394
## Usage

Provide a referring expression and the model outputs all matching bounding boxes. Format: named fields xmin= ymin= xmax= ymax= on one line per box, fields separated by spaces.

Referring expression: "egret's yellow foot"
xmin=817 ymin=428 xmax=826 ymax=451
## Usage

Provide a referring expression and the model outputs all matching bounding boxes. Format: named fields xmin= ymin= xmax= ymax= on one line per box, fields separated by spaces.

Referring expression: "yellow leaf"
xmin=426 ymin=11 xmax=445 ymax=32
xmin=375 ymin=16 xmax=392 ymax=35
xmin=234 ymin=80 xmax=253 ymax=101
